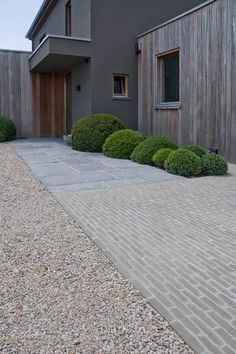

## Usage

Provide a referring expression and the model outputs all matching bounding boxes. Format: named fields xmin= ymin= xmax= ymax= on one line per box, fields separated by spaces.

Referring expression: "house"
xmin=138 ymin=0 xmax=236 ymax=163
xmin=23 ymin=0 xmax=205 ymax=136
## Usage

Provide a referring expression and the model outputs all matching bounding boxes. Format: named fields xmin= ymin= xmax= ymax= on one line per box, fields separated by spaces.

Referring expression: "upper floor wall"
xmin=32 ymin=0 xmax=91 ymax=50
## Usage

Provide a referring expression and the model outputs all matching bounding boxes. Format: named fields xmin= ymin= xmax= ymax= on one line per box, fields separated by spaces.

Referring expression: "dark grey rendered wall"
xmin=31 ymin=0 xmax=206 ymax=128
xmin=90 ymin=0 xmax=206 ymax=129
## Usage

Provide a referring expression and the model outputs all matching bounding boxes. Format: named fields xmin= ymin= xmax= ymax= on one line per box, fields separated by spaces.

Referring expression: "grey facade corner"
xmin=25 ymin=0 xmax=206 ymax=129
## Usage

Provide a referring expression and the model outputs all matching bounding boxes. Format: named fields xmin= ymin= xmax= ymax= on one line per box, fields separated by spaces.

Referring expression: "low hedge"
xmin=0 ymin=132 xmax=6 ymax=142
xmin=0 ymin=116 xmax=16 ymax=141
xmin=202 ymin=153 xmax=228 ymax=175
xmin=152 ymin=148 xmax=175 ymax=169
xmin=165 ymin=148 xmax=202 ymax=177
xmin=183 ymin=144 xmax=207 ymax=158
xmin=71 ymin=114 xmax=125 ymax=152
xmin=131 ymin=136 xmax=178 ymax=166
xmin=102 ymin=129 xmax=146 ymax=159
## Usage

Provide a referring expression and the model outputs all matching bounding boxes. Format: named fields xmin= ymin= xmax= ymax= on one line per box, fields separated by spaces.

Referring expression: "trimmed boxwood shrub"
xmin=102 ymin=129 xmax=146 ymax=159
xmin=202 ymin=153 xmax=228 ymax=176
xmin=182 ymin=144 xmax=207 ymax=158
xmin=0 ymin=116 xmax=16 ymax=141
xmin=71 ymin=114 xmax=125 ymax=152
xmin=0 ymin=132 xmax=6 ymax=142
xmin=165 ymin=148 xmax=202 ymax=177
xmin=152 ymin=148 xmax=175 ymax=169
xmin=131 ymin=136 xmax=178 ymax=166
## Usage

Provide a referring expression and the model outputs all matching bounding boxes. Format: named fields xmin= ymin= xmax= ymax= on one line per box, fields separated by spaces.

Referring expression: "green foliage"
xmin=0 ymin=116 xmax=16 ymax=141
xmin=182 ymin=144 xmax=207 ymax=158
xmin=131 ymin=136 xmax=178 ymax=166
xmin=102 ymin=129 xmax=146 ymax=159
xmin=164 ymin=148 xmax=202 ymax=177
xmin=0 ymin=132 xmax=6 ymax=142
xmin=71 ymin=114 xmax=125 ymax=152
xmin=152 ymin=148 xmax=175 ymax=169
xmin=202 ymin=153 xmax=228 ymax=176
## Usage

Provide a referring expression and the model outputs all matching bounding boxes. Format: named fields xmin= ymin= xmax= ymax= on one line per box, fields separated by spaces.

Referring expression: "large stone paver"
xmin=10 ymin=138 xmax=182 ymax=192
xmin=11 ymin=139 xmax=236 ymax=354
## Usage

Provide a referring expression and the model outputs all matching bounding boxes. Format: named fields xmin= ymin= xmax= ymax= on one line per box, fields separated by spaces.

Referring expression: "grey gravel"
xmin=0 ymin=143 xmax=194 ymax=354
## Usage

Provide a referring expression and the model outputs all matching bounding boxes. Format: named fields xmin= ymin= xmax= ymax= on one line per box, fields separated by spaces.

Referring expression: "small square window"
xmin=113 ymin=75 xmax=128 ymax=97
xmin=158 ymin=51 xmax=180 ymax=103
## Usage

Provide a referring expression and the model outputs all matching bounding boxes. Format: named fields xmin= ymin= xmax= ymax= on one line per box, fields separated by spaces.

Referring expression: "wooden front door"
xmin=31 ymin=73 xmax=66 ymax=137
xmin=65 ymin=72 xmax=72 ymax=134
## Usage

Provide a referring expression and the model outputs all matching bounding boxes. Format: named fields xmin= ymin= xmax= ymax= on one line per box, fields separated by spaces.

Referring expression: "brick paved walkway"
xmin=12 ymin=139 xmax=236 ymax=354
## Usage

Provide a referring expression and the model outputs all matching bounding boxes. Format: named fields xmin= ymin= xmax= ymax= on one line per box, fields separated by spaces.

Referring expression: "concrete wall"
xmin=33 ymin=0 xmax=91 ymax=50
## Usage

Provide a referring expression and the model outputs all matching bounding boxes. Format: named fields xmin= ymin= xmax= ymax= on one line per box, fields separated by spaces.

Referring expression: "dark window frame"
xmin=157 ymin=49 xmax=180 ymax=108
xmin=65 ymin=0 xmax=72 ymax=36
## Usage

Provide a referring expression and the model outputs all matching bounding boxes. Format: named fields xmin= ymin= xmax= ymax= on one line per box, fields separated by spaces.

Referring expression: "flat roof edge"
xmin=26 ymin=0 xmax=57 ymax=40
xmin=29 ymin=35 xmax=91 ymax=60
xmin=138 ymin=0 xmax=217 ymax=38
xmin=0 ymin=48 xmax=32 ymax=54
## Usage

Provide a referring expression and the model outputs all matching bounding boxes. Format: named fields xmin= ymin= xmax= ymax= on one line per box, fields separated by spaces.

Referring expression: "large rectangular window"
xmin=158 ymin=51 xmax=180 ymax=103
xmin=66 ymin=1 xmax=72 ymax=36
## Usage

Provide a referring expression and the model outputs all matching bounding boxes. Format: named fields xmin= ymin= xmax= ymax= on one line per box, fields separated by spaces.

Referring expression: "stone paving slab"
xmin=11 ymin=138 xmax=236 ymax=354
xmin=11 ymin=139 xmax=182 ymax=193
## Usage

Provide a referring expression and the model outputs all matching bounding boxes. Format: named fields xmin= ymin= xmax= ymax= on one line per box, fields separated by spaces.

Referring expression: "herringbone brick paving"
xmin=55 ymin=169 xmax=236 ymax=354
xmin=12 ymin=139 xmax=236 ymax=354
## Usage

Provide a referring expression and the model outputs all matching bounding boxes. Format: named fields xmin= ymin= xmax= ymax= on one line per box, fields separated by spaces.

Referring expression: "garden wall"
xmin=0 ymin=50 xmax=33 ymax=138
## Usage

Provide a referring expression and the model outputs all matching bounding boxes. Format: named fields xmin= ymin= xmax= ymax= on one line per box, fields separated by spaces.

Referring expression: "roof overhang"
xmin=29 ymin=35 xmax=92 ymax=73
xmin=26 ymin=0 xmax=59 ymax=40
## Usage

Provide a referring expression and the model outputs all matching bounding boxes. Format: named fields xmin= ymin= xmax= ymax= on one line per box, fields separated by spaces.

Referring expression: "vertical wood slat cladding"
xmin=138 ymin=0 xmax=236 ymax=163
xmin=31 ymin=73 xmax=65 ymax=137
xmin=0 ymin=51 xmax=33 ymax=137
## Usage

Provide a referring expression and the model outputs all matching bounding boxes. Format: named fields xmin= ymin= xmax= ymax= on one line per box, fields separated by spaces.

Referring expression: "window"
xmin=113 ymin=74 xmax=128 ymax=97
xmin=66 ymin=1 xmax=72 ymax=36
xmin=158 ymin=51 xmax=179 ymax=103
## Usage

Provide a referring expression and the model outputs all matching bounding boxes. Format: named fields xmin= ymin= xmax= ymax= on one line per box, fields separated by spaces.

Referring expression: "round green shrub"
xmin=152 ymin=148 xmax=175 ymax=169
xmin=102 ymin=129 xmax=146 ymax=159
xmin=0 ymin=132 xmax=6 ymax=142
xmin=164 ymin=148 xmax=202 ymax=177
xmin=131 ymin=136 xmax=178 ymax=166
xmin=71 ymin=114 xmax=125 ymax=152
xmin=182 ymin=144 xmax=207 ymax=158
xmin=0 ymin=116 xmax=16 ymax=141
xmin=202 ymin=153 xmax=228 ymax=176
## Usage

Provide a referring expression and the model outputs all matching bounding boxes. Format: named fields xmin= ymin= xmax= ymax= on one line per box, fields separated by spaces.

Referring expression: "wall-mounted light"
xmin=135 ymin=42 xmax=142 ymax=54
xmin=208 ymin=147 xmax=218 ymax=154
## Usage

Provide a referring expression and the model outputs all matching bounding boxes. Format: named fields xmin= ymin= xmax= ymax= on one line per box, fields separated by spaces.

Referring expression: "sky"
xmin=0 ymin=0 xmax=43 ymax=51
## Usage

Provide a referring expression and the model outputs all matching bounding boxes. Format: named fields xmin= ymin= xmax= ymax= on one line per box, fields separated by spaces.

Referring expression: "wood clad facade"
xmin=0 ymin=50 xmax=33 ymax=138
xmin=138 ymin=0 xmax=236 ymax=163
xmin=0 ymin=50 xmax=66 ymax=138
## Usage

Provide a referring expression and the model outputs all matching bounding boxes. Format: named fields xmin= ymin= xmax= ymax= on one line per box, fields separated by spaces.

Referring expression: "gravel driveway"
xmin=0 ymin=143 xmax=194 ymax=353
